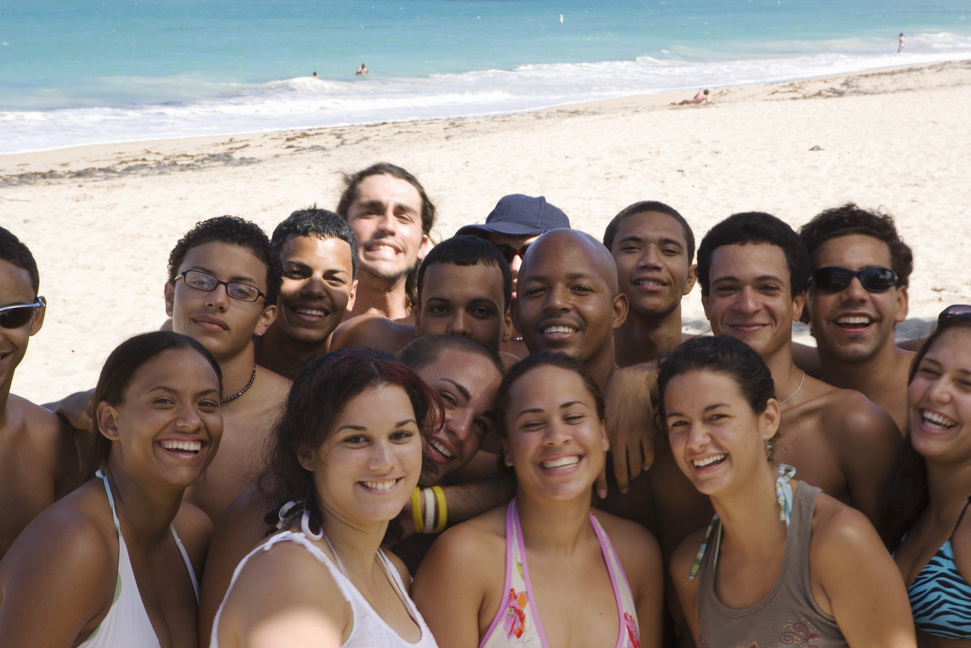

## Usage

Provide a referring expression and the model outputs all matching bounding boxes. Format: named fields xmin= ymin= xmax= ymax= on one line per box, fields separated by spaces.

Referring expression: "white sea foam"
xmin=2 ymin=32 xmax=969 ymax=154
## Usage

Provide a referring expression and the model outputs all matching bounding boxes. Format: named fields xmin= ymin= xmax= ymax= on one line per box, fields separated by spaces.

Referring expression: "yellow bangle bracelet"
xmin=410 ymin=487 xmax=424 ymax=533
xmin=432 ymin=485 xmax=447 ymax=534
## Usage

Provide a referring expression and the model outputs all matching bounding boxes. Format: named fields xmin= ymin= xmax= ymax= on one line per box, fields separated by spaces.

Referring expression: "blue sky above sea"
xmin=1 ymin=0 xmax=969 ymax=153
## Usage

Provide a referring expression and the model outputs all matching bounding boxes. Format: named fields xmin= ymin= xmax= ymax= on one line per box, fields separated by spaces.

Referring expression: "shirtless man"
xmin=333 ymin=162 xmax=434 ymax=324
xmin=457 ymin=194 xmax=570 ymax=357
xmin=165 ymin=216 xmax=291 ymax=523
xmin=513 ymin=228 xmax=628 ymax=390
xmin=331 ymin=235 xmax=512 ymax=356
xmin=799 ymin=204 xmax=914 ymax=432
xmin=198 ymin=335 xmax=504 ymax=640
xmin=255 ymin=208 xmax=358 ymax=380
xmin=0 ymin=227 xmax=78 ymax=557
xmin=650 ymin=212 xmax=901 ymax=557
xmin=604 ymin=201 xmax=697 ymax=367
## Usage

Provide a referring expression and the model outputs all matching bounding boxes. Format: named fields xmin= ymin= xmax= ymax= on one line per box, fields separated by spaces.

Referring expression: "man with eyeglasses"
xmin=799 ymin=204 xmax=914 ymax=432
xmin=0 ymin=226 xmax=79 ymax=557
xmin=164 ymin=216 xmax=291 ymax=523
xmin=456 ymin=194 xmax=570 ymax=358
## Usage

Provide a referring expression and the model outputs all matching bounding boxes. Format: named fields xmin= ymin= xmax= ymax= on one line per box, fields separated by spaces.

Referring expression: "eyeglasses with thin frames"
xmin=177 ymin=270 xmax=266 ymax=303
xmin=0 ymin=298 xmax=45 ymax=329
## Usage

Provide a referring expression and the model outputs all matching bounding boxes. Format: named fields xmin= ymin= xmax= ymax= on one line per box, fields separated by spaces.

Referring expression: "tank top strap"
xmin=589 ymin=514 xmax=640 ymax=648
xmin=950 ymin=496 xmax=971 ymax=537
xmin=96 ymin=469 xmax=122 ymax=537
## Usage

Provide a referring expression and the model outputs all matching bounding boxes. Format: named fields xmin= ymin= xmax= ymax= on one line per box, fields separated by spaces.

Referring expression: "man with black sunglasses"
xmin=0 ymin=227 xmax=79 ymax=557
xmin=800 ymin=204 xmax=914 ymax=432
xmin=647 ymin=212 xmax=901 ymax=570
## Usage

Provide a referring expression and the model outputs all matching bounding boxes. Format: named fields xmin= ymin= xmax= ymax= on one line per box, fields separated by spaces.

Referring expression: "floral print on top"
xmin=479 ymin=499 xmax=641 ymax=648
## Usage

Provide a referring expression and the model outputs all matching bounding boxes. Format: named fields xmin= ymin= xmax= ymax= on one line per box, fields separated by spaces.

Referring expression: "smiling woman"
xmin=0 ymin=331 xmax=223 ymax=647
xmin=210 ymin=348 xmax=442 ymax=648
xmin=412 ymin=352 xmax=663 ymax=648
xmin=881 ymin=308 xmax=971 ymax=644
xmin=658 ymin=335 xmax=917 ymax=648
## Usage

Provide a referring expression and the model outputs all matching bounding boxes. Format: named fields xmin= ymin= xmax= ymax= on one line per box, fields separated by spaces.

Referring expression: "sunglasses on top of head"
xmin=938 ymin=304 xmax=971 ymax=325
xmin=0 ymin=298 xmax=45 ymax=329
xmin=809 ymin=266 xmax=898 ymax=293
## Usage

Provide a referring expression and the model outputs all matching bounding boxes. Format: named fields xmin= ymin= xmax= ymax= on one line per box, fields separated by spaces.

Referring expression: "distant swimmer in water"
xmin=678 ymin=89 xmax=709 ymax=105
xmin=356 ymin=62 xmax=369 ymax=75
xmin=898 ymin=33 xmax=906 ymax=53
xmin=312 ymin=71 xmax=318 ymax=78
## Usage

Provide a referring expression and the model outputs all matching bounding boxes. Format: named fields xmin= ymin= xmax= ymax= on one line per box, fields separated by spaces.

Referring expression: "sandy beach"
xmin=3 ymin=60 xmax=970 ymax=405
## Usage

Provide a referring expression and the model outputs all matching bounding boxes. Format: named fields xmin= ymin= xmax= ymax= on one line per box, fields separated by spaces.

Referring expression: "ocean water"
xmin=1 ymin=0 xmax=969 ymax=154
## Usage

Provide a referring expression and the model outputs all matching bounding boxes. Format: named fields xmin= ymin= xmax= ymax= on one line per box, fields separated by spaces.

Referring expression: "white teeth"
xmin=160 ymin=440 xmax=201 ymax=453
xmin=430 ymin=439 xmax=453 ymax=459
xmin=922 ymin=410 xmax=956 ymax=431
xmin=543 ymin=326 xmax=575 ymax=335
xmin=692 ymin=454 xmax=725 ymax=468
xmin=293 ymin=307 xmax=326 ymax=317
xmin=634 ymin=279 xmax=664 ymax=286
xmin=837 ymin=316 xmax=872 ymax=326
xmin=541 ymin=456 xmax=579 ymax=470
xmin=363 ymin=479 xmax=397 ymax=491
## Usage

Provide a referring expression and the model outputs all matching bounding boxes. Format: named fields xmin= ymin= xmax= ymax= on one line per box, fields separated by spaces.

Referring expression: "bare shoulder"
xmin=173 ymin=501 xmax=214 ymax=568
xmin=332 ymin=313 xmax=414 ymax=353
xmin=4 ymin=394 xmax=68 ymax=452
xmin=221 ymin=536 xmax=348 ymax=630
xmin=801 ymin=378 xmax=897 ymax=441
xmin=1 ymin=483 xmax=115 ymax=588
xmin=670 ymin=526 xmax=708 ymax=584
xmin=254 ymin=366 xmax=292 ymax=401
xmin=592 ymin=509 xmax=660 ymax=557
xmin=809 ymin=489 xmax=881 ymax=552
xmin=419 ymin=506 xmax=505 ymax=571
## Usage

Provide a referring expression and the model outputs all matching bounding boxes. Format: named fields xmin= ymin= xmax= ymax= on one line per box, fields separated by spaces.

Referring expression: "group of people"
xmin=0 ymin=160 xmax=967 ymax=647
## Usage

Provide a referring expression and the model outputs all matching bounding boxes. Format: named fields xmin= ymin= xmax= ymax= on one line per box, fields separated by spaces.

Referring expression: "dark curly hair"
xmin=799 ymin=203 xmax=913 ymax=287
xmin=271 ymin=206 xmax=358 ymax=279
xmin=167 ymin=215 xmax=283 ymax=306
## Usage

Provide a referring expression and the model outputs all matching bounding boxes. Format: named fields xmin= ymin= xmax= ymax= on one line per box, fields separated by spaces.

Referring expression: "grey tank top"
xmin=695 ymin=483 xmax=848 ymax=648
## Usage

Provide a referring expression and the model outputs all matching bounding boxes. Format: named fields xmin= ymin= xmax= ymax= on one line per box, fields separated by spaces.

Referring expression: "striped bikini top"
xmin=906 ymin=495 xmax=971 ymax=640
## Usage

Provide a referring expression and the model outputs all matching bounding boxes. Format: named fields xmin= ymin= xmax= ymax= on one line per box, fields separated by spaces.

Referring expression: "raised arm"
xmin=598 ymin=365 xmax=657 ymax=497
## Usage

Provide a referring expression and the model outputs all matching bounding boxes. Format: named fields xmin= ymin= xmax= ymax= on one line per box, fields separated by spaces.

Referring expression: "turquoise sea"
xmin=1 ymin=0 xmax=969 ymax=153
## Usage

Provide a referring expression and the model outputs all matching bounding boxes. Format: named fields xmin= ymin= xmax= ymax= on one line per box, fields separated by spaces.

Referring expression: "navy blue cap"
xmin=455 ymin=194 xmax=571 ymax=238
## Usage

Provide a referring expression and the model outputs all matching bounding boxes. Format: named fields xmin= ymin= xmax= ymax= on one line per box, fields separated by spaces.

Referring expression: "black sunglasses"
xmin=810 ymin=266 xmax=898 ymax=293
xmin=494 ymin=243 xmax=532 ymax=265
xmin=938 ymin=304 xmax=971 ymax=325
xmin=0 ymin=298 xmax=45 ymax=329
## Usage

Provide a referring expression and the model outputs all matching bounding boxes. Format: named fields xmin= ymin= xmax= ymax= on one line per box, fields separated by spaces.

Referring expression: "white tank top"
xmin=212 ymin=530 xmax=439 ymax=648
xmin=78 ymin=471 xmax=199 ymax=648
